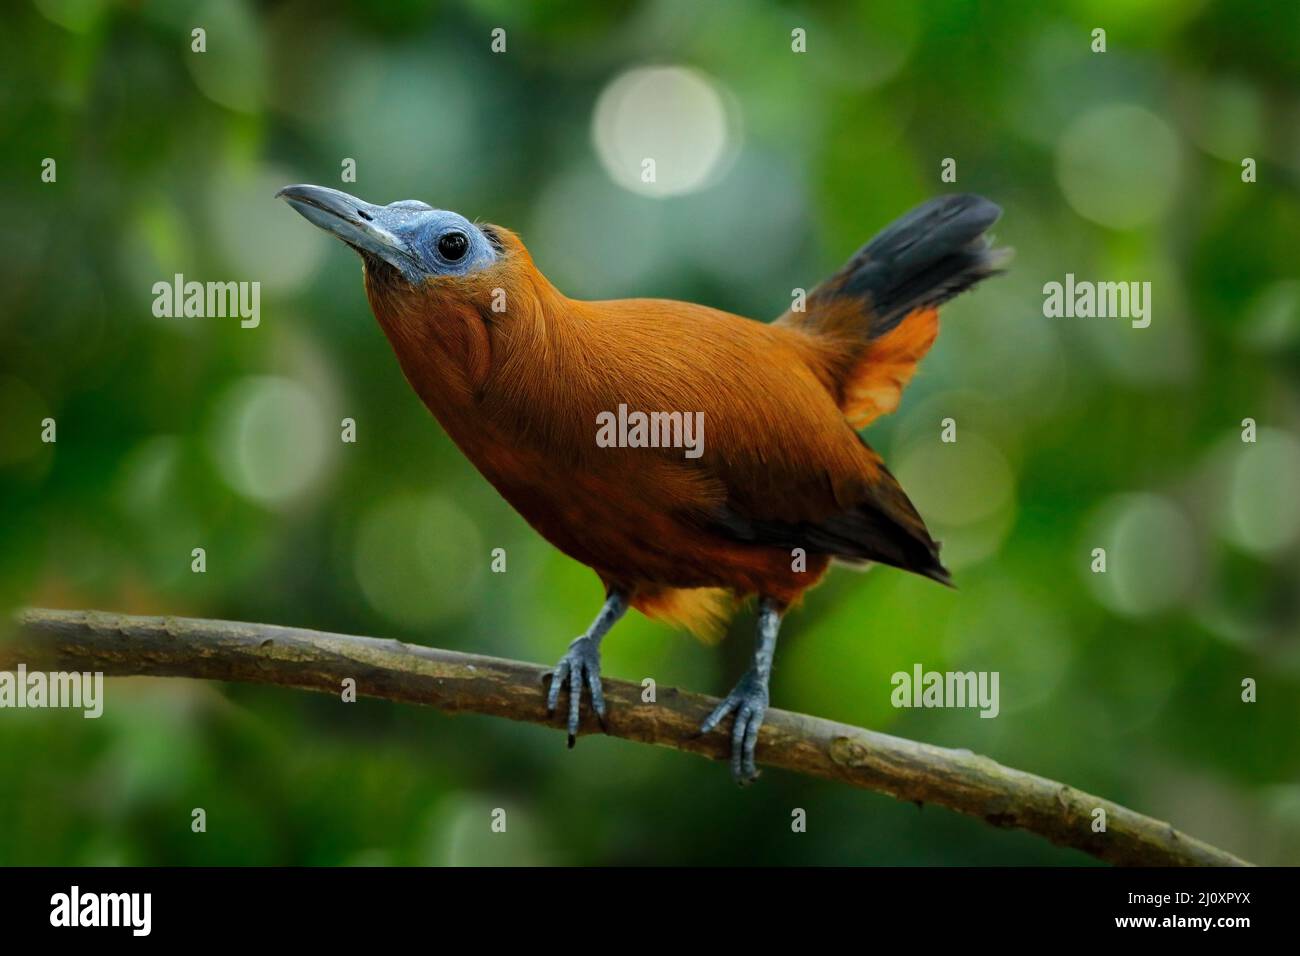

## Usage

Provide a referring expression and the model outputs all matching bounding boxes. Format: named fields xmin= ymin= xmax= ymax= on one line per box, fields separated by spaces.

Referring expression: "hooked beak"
xmin=276 ymin=184 xmax=425 ymax=281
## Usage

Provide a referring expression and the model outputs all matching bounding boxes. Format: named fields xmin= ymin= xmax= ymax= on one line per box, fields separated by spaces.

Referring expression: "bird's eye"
xmin=437 ymin=231 xmax=469 ymax=262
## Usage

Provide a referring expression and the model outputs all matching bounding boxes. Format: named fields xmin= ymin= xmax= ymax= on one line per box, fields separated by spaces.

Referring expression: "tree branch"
xmin=5 ymin=607 xmax=1248 ymax=866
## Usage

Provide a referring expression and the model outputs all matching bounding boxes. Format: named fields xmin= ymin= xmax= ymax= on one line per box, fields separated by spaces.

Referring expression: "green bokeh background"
xmin=2 ymin=0 xmax=1299 ymax=865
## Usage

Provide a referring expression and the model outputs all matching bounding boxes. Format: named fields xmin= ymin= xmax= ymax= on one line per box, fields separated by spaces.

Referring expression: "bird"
xmin=279 ymin=183 xmax=1008 ymax=782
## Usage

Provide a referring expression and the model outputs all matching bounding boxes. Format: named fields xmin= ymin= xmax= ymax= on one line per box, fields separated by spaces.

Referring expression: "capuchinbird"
xmin=279 ymin=184 xmax=1008 ymax=782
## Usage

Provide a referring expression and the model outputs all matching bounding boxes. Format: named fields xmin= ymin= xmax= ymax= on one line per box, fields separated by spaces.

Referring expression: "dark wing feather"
xmin=708 ymin=446 xmax=951 ymax=586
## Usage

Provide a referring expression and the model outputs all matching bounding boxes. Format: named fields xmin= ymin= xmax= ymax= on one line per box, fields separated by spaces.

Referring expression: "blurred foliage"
xmin=2 ymin=0 xmax=1299 ymax=865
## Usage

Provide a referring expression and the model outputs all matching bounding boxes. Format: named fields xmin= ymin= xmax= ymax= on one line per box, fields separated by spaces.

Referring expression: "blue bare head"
xmin=276 ymin=184 xmax=498 ymax=283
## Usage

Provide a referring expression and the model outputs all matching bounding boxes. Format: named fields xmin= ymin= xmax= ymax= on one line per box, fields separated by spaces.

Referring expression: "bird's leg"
xmin=701 ymin=597 xmax=782 ymax=784
xmin=545 ymin=588 xmax=628 ymax=748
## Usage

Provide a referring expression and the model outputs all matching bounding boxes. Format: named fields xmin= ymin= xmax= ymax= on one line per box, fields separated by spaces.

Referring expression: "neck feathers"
xmin=363 ymin=226 xmax=577 ymax=445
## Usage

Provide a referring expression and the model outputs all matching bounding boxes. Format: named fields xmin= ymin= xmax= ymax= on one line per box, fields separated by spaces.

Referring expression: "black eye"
xmin=437 ymin=231 xmax=469 ymax=262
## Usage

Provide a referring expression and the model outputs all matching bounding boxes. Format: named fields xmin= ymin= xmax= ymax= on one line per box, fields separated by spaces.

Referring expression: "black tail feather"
xmin=831 ymin=193 xmax=1009 ymax=338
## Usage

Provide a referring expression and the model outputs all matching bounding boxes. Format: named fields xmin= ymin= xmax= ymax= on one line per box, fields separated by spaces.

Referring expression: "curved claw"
xmin=546 ymin=635 xmax=604 ymax=747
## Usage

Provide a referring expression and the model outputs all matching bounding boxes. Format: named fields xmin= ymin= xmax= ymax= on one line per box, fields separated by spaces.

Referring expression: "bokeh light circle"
xmin=1223 ymin=428 xmax=1300 ymax=554
xmin=894 ymin=433 xmax=1016 ymax=527
xmin=892 ymin=432 xmax=1018 ymax=568
xmin=592 ymin=66 xmax=737 ymax=198
xmin=209 ymin=375 xmax=330 ymax=507
xmin=353 ymin=494 xmax=484 ymax=630
xmin=209 ymin=168 xmax=327 ymax=293
xmin=1084 ymin=493 xmax=1197 ymax=616
xmin=1056 ymin=104 xmax=1181 ymax=229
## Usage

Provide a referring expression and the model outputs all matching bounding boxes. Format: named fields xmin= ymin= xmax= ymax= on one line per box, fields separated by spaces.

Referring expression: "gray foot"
xmin=546 ymin=636 xmax=606 ymax=747
xmin=700 ymin=669 xmax=770 ymax=784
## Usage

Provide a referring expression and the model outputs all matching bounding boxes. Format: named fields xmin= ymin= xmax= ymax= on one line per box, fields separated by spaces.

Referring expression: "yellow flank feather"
xmin=636 ymin=587 xmax=735 ymax=643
